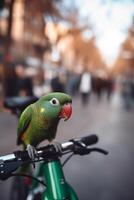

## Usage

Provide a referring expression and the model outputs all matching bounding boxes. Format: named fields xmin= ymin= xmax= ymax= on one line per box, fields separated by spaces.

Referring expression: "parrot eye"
xmin=50 ymin=98 xmax=59 ymax=106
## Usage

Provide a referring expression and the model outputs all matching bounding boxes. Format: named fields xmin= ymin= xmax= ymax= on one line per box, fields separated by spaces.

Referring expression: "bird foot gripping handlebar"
xmin=0 ymin=135 xmax=108 ymax=180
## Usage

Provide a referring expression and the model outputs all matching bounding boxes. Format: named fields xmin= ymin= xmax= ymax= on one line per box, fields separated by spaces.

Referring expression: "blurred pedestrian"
xmin=66 ymin=71 xmax=80 ymax=96
xmin=4 ymin=64 xmax=16 ymax=97
xmin=92 ymin=76 xmax=102 ymax=101
xmin=14 ymin=64 xmax=33 ymax=96
xmin=79 ymin=69 xmax=92 ymax=106
xmin=0 ymin=63 xmax=4 ymax=110
xmin=105 ymin=78 xmax=114 ymax=101
xmin=120 ymin=70 xmax=133 ymax=110
xmin=50 ymin=72 xmax=65 ymax=92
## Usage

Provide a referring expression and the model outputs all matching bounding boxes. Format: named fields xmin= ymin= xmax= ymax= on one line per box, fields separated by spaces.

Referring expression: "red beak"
xmin=59 ymin=103 xmax=72 ymax=121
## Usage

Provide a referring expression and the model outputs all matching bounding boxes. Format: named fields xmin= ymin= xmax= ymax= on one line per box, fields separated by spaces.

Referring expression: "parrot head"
xmin=38 ymin=92 xmax=72 ymax=121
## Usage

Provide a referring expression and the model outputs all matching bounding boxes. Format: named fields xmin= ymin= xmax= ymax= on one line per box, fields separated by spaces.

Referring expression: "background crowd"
xmin=1 ymin=60 xmax=134 ymax=111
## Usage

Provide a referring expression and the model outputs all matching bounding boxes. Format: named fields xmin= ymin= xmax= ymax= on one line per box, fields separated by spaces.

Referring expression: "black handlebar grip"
xmin=14 ymin=150 xmax=30 ymax=161
xmin=81 ymin=134 xmax=98 ymax=146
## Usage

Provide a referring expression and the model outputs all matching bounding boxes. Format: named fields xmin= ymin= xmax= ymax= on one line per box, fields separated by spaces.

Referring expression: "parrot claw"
xmin=50 ymin=140 xmax=62 ymax=154
xmin=26 ymin=144 xmax=38 ymax=168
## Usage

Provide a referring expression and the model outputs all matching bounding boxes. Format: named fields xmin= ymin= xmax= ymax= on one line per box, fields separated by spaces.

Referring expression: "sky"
xmin=76 ymin=0 xmax=134 ymax=66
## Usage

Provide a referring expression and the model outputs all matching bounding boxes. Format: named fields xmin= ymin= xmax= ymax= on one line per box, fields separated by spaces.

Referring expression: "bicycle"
xmin=4 ymin=96 xmax=38 ymax=117
xmin=0 ymin=134 xmax=108 ymax=200
xmin=3 ymin=95 xmax=39 ymax=200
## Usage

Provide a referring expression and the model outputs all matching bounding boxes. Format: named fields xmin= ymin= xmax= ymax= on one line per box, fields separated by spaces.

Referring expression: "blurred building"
xmin=0 ymin=0 xmax=110 ymax=82
xmin=113 ymin=19 xmax=134 ymax=75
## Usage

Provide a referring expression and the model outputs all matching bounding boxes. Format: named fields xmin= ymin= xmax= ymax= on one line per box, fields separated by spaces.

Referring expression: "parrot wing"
xmin=17 ymin=105 xmax=32 ymax=145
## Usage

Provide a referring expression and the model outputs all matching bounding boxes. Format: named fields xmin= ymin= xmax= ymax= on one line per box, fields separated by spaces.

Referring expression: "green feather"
xmin=17 ymin=105 xmax=32 ymax=145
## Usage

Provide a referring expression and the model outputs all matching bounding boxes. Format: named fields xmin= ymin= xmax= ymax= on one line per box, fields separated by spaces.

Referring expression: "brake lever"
xmin=0 ymin=150 xmax=32 ymax=180
xmin=0 ymin=159 xmax=23 ymax=180
xmin=72 ymin=141 xmax=89 ymax=155
xmin=72 ymin=141 xmax=108 ymax=156
xmin=86 ymin=147 xmax=109 ymax=155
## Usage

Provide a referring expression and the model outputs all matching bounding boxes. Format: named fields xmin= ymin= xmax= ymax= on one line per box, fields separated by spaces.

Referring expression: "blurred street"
xmin=0 ymin=0 xmax=134 ymax=199
xmin=1 ymin=93 xmax=134 ymax=200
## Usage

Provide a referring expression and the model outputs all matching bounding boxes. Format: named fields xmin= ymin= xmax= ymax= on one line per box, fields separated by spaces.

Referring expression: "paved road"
xmin=0 ymin=93 xmax=134 ymax=200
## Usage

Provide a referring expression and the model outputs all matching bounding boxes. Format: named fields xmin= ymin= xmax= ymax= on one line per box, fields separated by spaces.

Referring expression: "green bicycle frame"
xmin=32 ymin=158 xmax=78 ymax=200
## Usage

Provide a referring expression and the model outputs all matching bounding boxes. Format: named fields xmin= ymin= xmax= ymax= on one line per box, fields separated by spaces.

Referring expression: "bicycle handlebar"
xmin=0 ymin=134 xmax=108 ymax=180
xmin=70 ymin=134 xmax=98 ymax=146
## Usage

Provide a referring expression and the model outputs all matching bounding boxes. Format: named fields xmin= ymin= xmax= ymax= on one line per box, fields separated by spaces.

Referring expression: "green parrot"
xmin=17 ymin=92 xmax=72 ymax=159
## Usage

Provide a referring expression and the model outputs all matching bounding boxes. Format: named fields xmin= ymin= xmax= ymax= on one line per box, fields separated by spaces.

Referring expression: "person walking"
xmin=14 ymin=64 xmax=33 ymax=97
xmin=79 ymin=69 xmax=92 ymax=106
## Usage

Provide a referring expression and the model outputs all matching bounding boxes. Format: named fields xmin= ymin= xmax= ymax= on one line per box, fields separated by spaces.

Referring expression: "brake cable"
xmin=62 ymin=153 xmax=74 ymax=167
xmin=10 ymin=173 xmax=47 ymax=187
